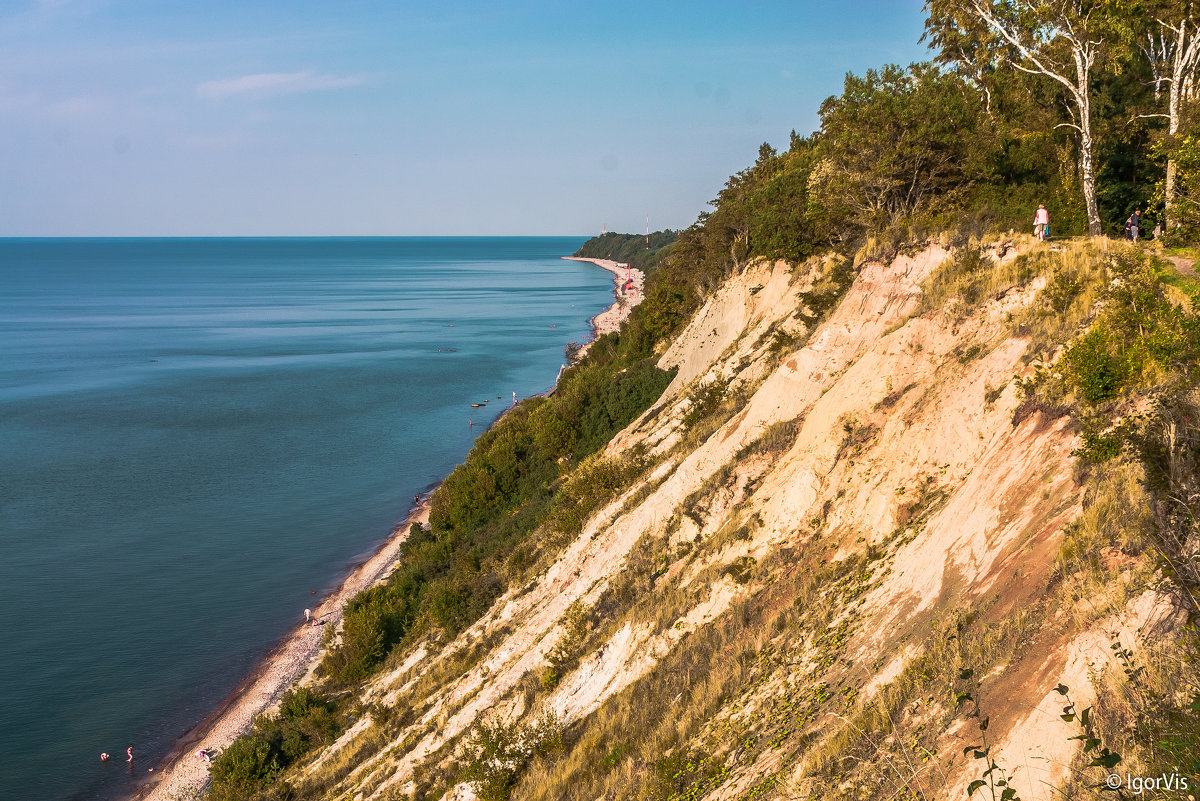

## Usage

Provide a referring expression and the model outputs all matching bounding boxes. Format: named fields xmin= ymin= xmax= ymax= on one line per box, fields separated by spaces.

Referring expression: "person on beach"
xmin=1034 ymin=205 xmax=1049 ymax=241
xmin=304 ymin=608 xmax=311 ymax=624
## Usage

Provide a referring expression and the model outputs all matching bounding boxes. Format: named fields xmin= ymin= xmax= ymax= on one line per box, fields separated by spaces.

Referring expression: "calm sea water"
xmin=0 ymin=237 xmax=605 ymax=801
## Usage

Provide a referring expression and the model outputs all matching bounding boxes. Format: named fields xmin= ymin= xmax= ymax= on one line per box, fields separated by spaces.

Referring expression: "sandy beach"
xmin=138 ymin=501 xmax=431 ymax=801
xmin=561 ymin=256 xmax=645 ymax=347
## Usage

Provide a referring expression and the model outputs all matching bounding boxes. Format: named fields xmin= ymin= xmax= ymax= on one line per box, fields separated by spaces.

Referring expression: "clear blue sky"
xmin=1 ymin=0 xmax=930 ymax=236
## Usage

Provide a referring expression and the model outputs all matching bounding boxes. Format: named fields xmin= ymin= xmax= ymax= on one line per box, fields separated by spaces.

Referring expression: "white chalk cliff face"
xmin=297 ymin=245 xmax=1178 ymax=801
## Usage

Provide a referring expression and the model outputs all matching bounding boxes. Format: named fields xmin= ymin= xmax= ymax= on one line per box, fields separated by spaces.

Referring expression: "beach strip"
xmin=139 ymin=501 xmax=431 ymax=801
xmin=560 ymin=256 xmax=645 ymax=345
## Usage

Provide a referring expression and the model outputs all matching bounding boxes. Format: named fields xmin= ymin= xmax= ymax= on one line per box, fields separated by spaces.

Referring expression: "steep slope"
xmin=256 ymin=240 xmax=1187 ymax=801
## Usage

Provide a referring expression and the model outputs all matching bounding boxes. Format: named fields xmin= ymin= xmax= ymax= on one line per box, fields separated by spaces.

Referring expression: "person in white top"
xmin=1034 ymin=205 xmax=1050 ymax=241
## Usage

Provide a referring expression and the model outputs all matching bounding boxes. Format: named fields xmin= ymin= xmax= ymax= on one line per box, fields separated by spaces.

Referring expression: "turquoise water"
xmin=0 ymin=237 xmax=604 ymax=800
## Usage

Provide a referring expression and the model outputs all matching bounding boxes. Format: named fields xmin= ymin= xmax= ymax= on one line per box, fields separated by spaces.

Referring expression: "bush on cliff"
xmin=1058 ymin=248 xmax=1200 ymax=412
xmin=209 ymin=687 xmax=339 ymax=801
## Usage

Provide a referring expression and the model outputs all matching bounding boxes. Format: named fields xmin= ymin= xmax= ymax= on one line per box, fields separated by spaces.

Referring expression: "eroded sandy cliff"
xmin=268 ymin=241 xmax=1182 ymax=801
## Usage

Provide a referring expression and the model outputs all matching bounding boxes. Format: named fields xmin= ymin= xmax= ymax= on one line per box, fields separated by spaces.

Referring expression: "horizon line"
xmin=0 ymin=233 xmax=607 ymax=240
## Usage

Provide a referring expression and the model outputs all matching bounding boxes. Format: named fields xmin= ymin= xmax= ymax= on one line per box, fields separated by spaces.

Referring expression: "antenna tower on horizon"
xmin=645 ymin=216 xmax=650 ymax=249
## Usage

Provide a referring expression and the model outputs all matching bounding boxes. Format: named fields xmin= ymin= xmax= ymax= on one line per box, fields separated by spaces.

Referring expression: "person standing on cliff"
xmin=1131 ymin=209 xmax=1141 ymax=242
xmin=1034 ymin=205 xmax=1049 ymax=241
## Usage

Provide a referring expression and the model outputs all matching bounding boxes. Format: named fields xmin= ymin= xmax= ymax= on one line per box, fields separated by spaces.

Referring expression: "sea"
xmin=0 ymin=236 xmax=606 ymax=801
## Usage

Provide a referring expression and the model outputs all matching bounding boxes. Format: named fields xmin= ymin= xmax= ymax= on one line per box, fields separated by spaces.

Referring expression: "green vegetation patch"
xmin=573 ymin=230 xmax=678 ymax=275
xmin=209 ymin=687 xmax=341 ymax=801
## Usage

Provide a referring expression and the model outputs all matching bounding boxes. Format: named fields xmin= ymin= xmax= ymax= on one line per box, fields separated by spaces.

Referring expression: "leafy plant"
xmin=460 ymin=712 xmax=563 ymax=801
xmin=955 ymin=668 xmax=1022 ymax=801
xmin=1054 ymin=683 xmax=1123 ymax=776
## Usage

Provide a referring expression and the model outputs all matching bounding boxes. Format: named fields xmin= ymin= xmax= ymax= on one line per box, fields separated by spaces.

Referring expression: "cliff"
xmin=207 ymin=237 xmax=1196 ymax=801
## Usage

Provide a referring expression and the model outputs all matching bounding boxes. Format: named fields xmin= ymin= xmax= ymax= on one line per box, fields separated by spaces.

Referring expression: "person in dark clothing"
xmin=1131 ymin=210 xmax=1141 ymax=242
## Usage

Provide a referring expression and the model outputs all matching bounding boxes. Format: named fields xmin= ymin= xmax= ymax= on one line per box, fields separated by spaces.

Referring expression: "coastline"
xmin=135 ymin=254 xmax=641 ymax=801
xmin=139 ymin=498 xmax=433 ymax=801
xmin=561 ymin=256 xmax=645 ymax=345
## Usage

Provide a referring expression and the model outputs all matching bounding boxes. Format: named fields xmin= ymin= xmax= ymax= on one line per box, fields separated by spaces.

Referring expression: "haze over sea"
xmin=0 ymin=236 xmax=606 ymax=801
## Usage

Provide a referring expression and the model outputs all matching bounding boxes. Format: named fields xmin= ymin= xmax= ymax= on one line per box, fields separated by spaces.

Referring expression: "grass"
xmin=804 ymin=604 xmax=1046 ymax=797
xmin=1054 ymin=460 xmax=1156 ymax=623
xmin=1160 ymin=268 xmax=1200 ymax=297
xmin=1164 ymin=245 xmax=1200 ymax=260
xmin=1055 ymin=630 xmax=1200 ymax=800
xmin=916 ymin=240 xmax=1016 ymax=316
xmin=914 ymin=239 xmax=1111 ymax=368
xmin=514 ymin=586 xmax=787 ymax=801
xmin=506 ymin=510 xmax=922 ymax=801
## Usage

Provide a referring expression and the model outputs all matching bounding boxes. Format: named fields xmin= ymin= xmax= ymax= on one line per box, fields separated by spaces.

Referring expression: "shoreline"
xmin=138 ymin=497 xmax=434 ymax=801
xmin=561 ymin=256 xmax=645 ymax=346
xmin=134 ymin=253 xmax=637 ymax=801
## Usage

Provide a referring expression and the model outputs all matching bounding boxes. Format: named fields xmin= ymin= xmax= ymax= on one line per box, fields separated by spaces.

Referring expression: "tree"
xmin=925 ymin=0 xmax=1114 ymax=235
xmin=1137 ymin=0 xmax=1200 ymax=228
xmin=808 ymin=63 xmax=984 ymax=235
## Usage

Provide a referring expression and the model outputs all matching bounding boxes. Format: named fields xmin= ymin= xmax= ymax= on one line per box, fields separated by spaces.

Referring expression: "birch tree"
xmin=1138 ymin=0 xmax=1200 ymax=228
xmin=925 ymin=1 xmax=1111 ymax=235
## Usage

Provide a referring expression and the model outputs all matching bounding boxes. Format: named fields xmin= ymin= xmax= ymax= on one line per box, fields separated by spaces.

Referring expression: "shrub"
xmin=1063 ymin=329 xmax=1124 ymax=404
xmin=1057 ymin=247 xmax=1200 ymax=407
xmin=208 ymin=688 xmax=340 ymax=801
xmin=460 ymin=712 xmax=563 ymax=801
xmin=574 ymin=359 xmax=676 ymax=457
xmin=549 ymin=450 xmax=648 ymax=536
xmin=545 ymin=600 xmax=591 ymax=673
xmin=682 ymin=380 xmax=727 ymax=430
xmin=209 ymin=736 xmax=279 ymax=801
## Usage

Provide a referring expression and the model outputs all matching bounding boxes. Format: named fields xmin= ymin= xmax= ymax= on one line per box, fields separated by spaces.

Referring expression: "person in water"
xmin=126 ymin=747 xmax=133 ymax=762
xmin=100 ymin=753 xmax=109 ymax=762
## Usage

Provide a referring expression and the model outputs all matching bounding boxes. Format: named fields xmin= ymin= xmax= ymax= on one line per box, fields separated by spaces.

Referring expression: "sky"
xmin=0 ymin=0 xmax=931 ymax=236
